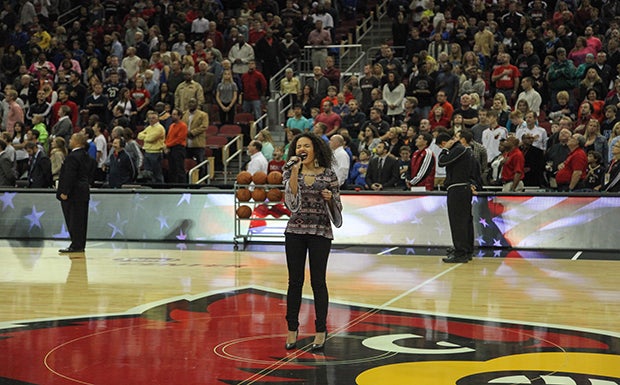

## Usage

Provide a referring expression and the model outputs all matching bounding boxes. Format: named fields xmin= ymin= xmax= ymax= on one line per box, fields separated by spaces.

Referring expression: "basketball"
xmin=266 ymin=188 xmax=282 ymax=202
xmin=267 ymin=171 xmax=283 ymax=185
xmin=236 ymin=188 xmax=251 ymax=202
xmin=237 ymin=171 xmax=253 ymax=185
xmin=236 ymin=205 xmax=252 ymax=218
xmin=252 ymin=171 xmax=268 ymax=185
xmin=252 ymin=188 xmax=267 ymax=202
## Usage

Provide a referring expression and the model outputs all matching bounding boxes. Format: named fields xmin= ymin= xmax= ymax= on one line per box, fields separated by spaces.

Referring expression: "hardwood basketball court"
xmin=1 ymin=240 xmax=619 ymax=384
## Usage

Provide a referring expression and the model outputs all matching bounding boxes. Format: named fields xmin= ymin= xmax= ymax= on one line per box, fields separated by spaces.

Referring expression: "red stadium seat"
xmin=184 ymin=158 xmax=197 ymax=172
xmin=218 ymin=124 xmax=242 ymax=138
xmin=206 ymin=135 xmax=228 ymax=149
xmin=206 ymin=125 xmax=219 ymax=136
xmin=234 ymin=112 xmax=255 ymax=124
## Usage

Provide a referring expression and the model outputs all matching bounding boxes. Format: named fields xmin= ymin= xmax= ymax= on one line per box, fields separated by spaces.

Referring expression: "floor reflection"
xmin=1 ymin=288 xmax=619 ymax=384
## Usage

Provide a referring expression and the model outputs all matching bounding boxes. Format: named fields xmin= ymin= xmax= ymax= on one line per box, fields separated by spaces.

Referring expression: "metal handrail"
xmin=222 ymin=135 xmax=244 ymax=184
xmin=253 ymin=114 xmax=266 ymax=137
xmin=353 ymin=0 xmax=389 ymax=45
xmin=354 ymin=11 xmax=374 ymax=43
xmin=375 ymin=0 xmax=389 ymax=29
xmin=302 ymin=44 xmax=363 ymax=51
xmin=188 ymin=158 xmax=211 ymax=184
xmin=301 ymin=44 xmax=363 ymax=87
xmin=277 ymin=93 xmax=294 ymax=125
xmin=340 ymin=51 xmax=367 ymax=89
xmin=269 ymin=59 xmax=298 ymax=99
xmin=58 ymin=5 xmax=82 ymax=28
xmin=302 ymin=44 xmax=363 ymax=74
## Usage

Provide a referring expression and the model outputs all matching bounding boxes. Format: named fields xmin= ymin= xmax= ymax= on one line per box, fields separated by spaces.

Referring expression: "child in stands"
xmin=269 ymin=146 xmax=285 ymax=173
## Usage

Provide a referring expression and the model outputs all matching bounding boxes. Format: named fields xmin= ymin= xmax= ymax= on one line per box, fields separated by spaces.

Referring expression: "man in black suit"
xmin=25 ymin=142 xmax=52 ymax=188
xmin=56 ymin=133 xmax=96 ymax=253
xmin=365 ymin=141 xmax=400 ymax=190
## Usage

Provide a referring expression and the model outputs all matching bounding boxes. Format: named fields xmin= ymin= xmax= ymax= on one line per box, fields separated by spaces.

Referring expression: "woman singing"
xmin=283 ymin=133 xmax=342 ymax=351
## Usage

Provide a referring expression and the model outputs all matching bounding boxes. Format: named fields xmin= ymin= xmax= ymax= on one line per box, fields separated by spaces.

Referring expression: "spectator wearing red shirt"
xmin=556 ymin=134 xmax=588 ymax=191
xmin=584 ymin=26 xmax=602 ymax=53
xmin=164 ymin=108 xmax=188 ymax=184
xmin=140 ymin=3 xmax=156 ymax=20
xmin=314 ymin=100 xmax=342 ymax=136
xmin=49 ymin=88 xmax=79 ymax=129
xmin=192 ymin=41 xmax=208 ymax=71
xmin=428 ymin=90 xmax=454 ymax=122
xmin=323 ymin=56 xmax=341 ymax=89
xmin=429 ymin=105 xmax=451 ymax=131
xmin=248 ymin=20 xmax=266 ymax=46
xmin=131 ymin=77 xmax=151 ymax=125
xmin=268 ymin=147 xmax=285 ymax=173
xmin=319 ymin=86 xmax=339 ymax=113
xmin=491 ymin=53 xmax=521 ymax=103
xmin=241 ymin=60 xmax=267 ymax=122
xmin=205 ymin=21 xmax=224 ymax=52
xmin=501 ymin=136 xmax=525 ymax=192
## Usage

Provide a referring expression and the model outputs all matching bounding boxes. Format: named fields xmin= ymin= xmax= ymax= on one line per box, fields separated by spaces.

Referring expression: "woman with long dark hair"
xmin=300 ymin=84 xmax=317 ymax=118
xmin=283 ymin=132 xmax=342 ymax=352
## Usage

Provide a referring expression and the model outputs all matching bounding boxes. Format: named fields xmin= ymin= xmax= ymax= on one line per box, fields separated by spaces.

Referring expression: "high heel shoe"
xmin=311 ymin=331 xmax=327 ymax=351
xmin=285 ymin=330 xmax=298 ymax=350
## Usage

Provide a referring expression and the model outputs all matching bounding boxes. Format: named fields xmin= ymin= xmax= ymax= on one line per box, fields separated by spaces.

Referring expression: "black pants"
xmin=167 ymin=145 xmax=186 ymax=183
xmin=186 ymin=147 xmax=206 ymax=178
xmin=285 ymin=233 xmax=332 ymax=333
xmin=447 ymin=185 xmax=473 ymax=256
xmin=219 ymin=106 xmax=235 ymax=125
xmin=61 ymin=199 xmax=89 ymax=250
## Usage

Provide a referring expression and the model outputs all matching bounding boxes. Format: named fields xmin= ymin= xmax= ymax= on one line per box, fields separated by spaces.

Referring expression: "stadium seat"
xmin=206 ymin=125 xmax=219 ymax=136
xmin=234 ymin=112 xmax=255 ymax=124
xmin=218 ymin=124 xmax=242 ymax=138
xmin=206 ymin=135 xmax=228 ymax=149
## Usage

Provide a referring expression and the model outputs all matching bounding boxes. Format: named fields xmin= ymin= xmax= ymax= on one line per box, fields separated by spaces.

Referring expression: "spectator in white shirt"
xmin=516 ymin=77 xmax=542 ymax=115
xmin=329 ymin=134 xmax=350 ymax=187
xmin=516 ymin=111 xmax=548 ymax=151
xmin=246 ymin=140 xmax=268 ymax=175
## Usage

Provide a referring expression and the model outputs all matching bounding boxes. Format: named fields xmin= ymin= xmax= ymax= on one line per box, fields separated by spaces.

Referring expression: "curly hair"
xmin=286 ymin=132 xmax=333 ymax=169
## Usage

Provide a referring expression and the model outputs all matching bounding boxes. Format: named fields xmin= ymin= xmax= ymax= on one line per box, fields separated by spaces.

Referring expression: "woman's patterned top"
xmin=283 ymin=167 xmax=343 ymax=239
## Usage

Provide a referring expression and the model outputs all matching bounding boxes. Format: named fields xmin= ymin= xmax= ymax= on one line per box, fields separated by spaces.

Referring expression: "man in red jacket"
xmin=555 ymin=134 xmax=588 ymax=192
xmin=241 ymin=60 xmax=267 ymax=123
xmin=407 ymin=132 xmax=436 ymax=191
xmin=49 ymin=88 xmax=79 ymax=128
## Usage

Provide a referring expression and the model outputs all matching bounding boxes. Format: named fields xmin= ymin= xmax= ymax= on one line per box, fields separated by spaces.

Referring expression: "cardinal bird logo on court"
xmin=0 ymin=288 xmax=619 ymax=384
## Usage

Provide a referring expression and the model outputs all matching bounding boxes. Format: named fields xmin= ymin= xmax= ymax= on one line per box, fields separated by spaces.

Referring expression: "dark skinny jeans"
xmin=285 ymin=233 xmax=332 ymax=333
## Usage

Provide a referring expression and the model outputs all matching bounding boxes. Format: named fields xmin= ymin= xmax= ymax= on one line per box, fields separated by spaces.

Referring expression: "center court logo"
xmin=0 ymin=288 xmax=618 ymax=384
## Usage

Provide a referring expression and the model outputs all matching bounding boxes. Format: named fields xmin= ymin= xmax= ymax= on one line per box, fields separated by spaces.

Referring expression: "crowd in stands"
xmin=0 ymin=0 xmax=355 ymax=187
xmin=0 ymin=0 xmax=619 ymax=193
xmin=282 ymin=0 xmax=620 ymax=193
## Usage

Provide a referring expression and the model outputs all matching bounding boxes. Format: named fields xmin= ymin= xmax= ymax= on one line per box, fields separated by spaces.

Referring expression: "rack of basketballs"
xmin=233 ymin=169 xmax=289 ymax=249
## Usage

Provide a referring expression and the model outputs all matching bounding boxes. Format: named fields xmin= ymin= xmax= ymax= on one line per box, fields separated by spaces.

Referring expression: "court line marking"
xmin=376 ymin=263 xmax=462 ymax=308
xmin=6 ymin=280 xmax=620 ymax=383
xmin=377 ymin=247 xmax=399 ymax=255
xmin=239 ymin=264 xmax=464 ymax=384
xmin=572 ymin=251 xmax=583 ymax=260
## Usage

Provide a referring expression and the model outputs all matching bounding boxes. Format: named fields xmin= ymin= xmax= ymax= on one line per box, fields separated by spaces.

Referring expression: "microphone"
xmin=283 ymin=153 xmax=307 ymax=171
